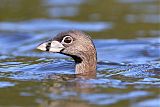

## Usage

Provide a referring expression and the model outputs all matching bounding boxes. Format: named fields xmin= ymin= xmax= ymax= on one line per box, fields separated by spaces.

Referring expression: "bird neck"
xmin=71 ymin=48 xmax=97 ymax=76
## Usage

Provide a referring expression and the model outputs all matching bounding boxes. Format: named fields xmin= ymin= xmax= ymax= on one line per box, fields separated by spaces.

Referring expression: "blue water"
xmin=0 ymin=0 xmax=159 ymax=107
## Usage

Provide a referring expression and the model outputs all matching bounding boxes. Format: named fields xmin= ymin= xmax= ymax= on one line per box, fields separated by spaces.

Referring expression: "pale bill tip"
xmin=37 ymin=41 xmax=65 ymax=52
xmin=37 ymin=43 xmax=47 ymax=51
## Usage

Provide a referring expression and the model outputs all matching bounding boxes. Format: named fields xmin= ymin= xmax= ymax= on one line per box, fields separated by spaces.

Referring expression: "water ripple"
xmin=0 ymin=19 xmax=111 ymax=32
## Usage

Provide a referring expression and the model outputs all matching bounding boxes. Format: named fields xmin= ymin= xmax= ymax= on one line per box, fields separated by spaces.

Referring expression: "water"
xmin=0 ymin=0 xmax=160 ymax=107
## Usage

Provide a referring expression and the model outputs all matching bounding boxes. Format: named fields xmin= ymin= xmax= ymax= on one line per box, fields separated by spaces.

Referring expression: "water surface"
xmin=0 ymin=0 xmax=159 ymax=107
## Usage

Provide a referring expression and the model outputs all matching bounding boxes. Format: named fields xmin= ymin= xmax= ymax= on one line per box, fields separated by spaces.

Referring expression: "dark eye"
xmin=62 ymin=36 xmax=73 ymax=44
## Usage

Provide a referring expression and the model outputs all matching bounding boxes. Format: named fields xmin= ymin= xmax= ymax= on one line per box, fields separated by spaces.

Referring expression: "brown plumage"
xmin=37 ymin=30 xmax=97 ymax=76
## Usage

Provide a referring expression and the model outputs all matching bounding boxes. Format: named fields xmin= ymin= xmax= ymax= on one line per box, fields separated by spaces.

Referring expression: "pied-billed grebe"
xmin=37 ymin=30 xmax=97 ymax=75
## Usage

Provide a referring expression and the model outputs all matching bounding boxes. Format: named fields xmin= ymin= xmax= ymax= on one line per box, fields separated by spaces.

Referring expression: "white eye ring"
xmin=61 ymin=36 xmax=73 ymax=44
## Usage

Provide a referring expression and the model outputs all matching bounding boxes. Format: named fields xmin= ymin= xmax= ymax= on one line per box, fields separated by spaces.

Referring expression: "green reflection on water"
xmin=0 ymin=0 xmax=159 ymax=39
xmin=0 ymin=1 xmax=159 ymax=107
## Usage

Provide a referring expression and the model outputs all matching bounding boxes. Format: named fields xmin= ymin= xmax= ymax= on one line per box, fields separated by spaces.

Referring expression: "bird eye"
xmin=62 ymin=36 xmax=73 ymax=44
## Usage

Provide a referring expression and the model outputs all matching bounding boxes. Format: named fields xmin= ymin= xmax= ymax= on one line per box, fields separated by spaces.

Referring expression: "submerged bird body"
xmin=37 ymin=30 xmax=97 ymax=75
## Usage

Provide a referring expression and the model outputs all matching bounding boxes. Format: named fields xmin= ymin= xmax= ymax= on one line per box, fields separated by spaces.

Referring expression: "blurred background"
xmin=0 ymin=0 xmax=159 ymax=39
xmin=0 ymin=0 xmax=159 ymax=107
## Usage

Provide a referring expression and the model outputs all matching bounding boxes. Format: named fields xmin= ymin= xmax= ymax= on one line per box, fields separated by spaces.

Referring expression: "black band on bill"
xmin=46 ymin=42 xmax=51 ymax=51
